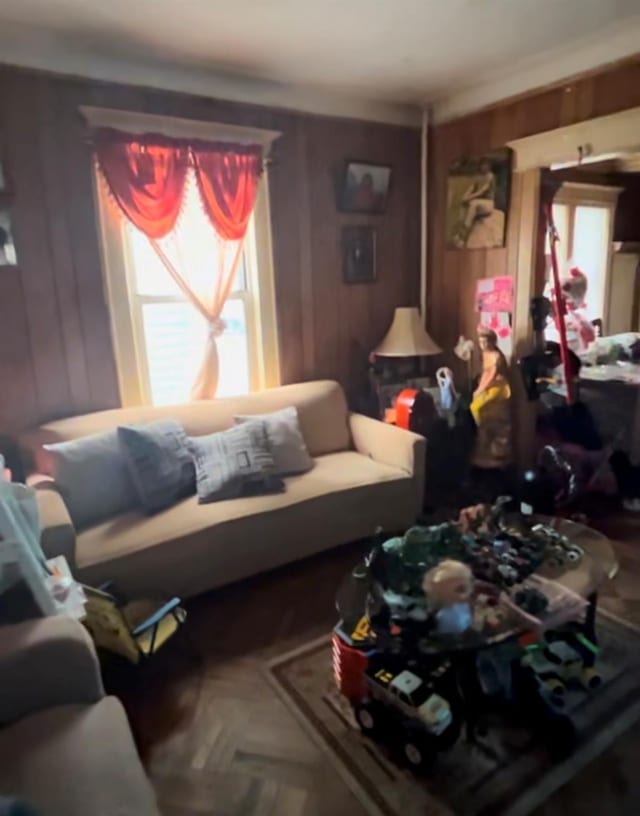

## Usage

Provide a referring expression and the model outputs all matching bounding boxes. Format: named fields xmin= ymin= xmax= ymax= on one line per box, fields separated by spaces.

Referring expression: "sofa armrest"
xmin=349 ymin=413 xmax=426 ymax=509
xmin=34 ymin=483 xmax=77 ymax=570
xmin=0 ymin=616 xmax=104 ymax=725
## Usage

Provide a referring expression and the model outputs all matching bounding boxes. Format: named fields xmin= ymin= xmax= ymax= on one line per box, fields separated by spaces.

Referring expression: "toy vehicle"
xmin=333 ymin=628 xmax=460 ymax=771
xmin=521 ymin=638 xmax=601 ymax=707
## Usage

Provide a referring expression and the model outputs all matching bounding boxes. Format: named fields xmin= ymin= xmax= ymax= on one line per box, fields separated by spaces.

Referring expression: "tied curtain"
xmin=94 ymin=129 xmax=263 ymax=399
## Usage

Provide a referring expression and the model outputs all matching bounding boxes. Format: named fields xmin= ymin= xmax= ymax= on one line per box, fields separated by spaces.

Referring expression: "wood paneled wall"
xmin=427 ymin=57 xmax=640 ymax=368
xmin=0 ymin=66 xmax=420 ymax=431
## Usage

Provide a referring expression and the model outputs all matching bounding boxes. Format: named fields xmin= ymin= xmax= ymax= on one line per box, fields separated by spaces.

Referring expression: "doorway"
xmin=544 ymin=157 xmax=640 ymax=350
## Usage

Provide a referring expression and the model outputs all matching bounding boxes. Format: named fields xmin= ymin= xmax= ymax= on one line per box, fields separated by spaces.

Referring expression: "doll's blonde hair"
xmin=423 ymin=559 xmax=472 ymax=606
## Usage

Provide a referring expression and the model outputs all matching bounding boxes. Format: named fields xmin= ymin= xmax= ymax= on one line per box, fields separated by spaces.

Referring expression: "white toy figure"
xmin=423 ymin=559 xmax=474 ymax=635
xmin=436 ymin=367 xmax=458 ymax=428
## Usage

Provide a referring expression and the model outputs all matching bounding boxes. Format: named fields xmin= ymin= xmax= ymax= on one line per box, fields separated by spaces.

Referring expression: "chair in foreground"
xmin=83 ymin=584 xmax=187 ymax=664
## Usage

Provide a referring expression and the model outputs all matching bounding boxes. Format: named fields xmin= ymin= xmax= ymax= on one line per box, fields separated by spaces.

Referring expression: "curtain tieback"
xmin=208 ymin=317 xmax=227 ymax=339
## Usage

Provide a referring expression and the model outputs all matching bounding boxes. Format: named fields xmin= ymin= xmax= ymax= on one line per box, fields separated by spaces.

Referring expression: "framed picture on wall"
xmin=343 ymin=225 xmax=376 ymax=284
xmin=445 ymin=148 xmax=512 ymax=249
xmin=0 ymin=210 xmax=18 ymax=266
xmin=340 ymin=161 xmax=391 ymax=214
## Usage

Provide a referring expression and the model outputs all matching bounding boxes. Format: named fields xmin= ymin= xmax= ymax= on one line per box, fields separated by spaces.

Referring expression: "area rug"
xmin=266 ymin=610 xmax=640 ymax=816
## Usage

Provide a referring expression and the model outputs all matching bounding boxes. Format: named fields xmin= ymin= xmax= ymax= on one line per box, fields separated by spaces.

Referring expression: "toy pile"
xmin=366 ymin=499 xmax=586 ymax=644
xmin=333 ymin=500 xmax=601 ymax=771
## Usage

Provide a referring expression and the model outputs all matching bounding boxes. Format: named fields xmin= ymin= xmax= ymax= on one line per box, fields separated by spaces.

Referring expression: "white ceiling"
xmin=0 ymin=0 xmax=639 ymax=124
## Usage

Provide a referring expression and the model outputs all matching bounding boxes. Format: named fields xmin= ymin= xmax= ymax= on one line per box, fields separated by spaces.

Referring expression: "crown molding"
xmin=0 ymin=26 xmax=421 ymax=128
xmin=432 ymin=20 xmax=640 ymax=124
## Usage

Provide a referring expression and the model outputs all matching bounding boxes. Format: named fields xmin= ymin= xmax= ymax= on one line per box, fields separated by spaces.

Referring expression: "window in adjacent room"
xmin=96 ymin=163 xmax=280 ymax=407
xmin=544 ymin=182 xmax=621 ymax=327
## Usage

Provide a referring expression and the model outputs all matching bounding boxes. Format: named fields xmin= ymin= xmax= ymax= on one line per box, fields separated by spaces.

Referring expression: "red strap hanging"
xmin=544 ymin=201 xmax=576 ymax=405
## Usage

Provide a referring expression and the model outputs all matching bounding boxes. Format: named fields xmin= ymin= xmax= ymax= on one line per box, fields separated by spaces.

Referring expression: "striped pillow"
xmin=187 ymin=421 xmax=284 ymax=503
xmin=118 ymin=420 xmax=195 ymax=513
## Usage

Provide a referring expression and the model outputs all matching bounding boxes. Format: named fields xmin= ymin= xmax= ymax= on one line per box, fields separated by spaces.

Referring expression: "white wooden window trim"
xmin=94 ymin=172 xmax=280 ymax=406
xmin=507 ymin=106 xmax=640 ymax=172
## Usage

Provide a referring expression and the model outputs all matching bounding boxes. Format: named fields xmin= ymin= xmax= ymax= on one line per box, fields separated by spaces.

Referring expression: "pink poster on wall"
xmin=476 ymin=275 xmax=514 ymax=355
xmin=475 ymin=275 xmax=515 ymax=313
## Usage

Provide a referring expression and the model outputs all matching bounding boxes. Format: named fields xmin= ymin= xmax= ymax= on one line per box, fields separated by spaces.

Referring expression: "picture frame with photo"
xmin=342 ymin=225 xmax=376 ymax=284
xmin=445 ymin=148 xmax=512 ymax=249
xmin=0 ymin=210 xmax=18 ymax=267
xmin=340 ymin=161 xmax=392 ymax=214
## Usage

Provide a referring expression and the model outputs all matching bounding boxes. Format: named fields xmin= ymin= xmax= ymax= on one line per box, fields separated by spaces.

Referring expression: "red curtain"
xmin=95 ymin=130 xmax=189 ymax=239
xmin=192 ymin=144 xmax=263 ymax=241
xmin=94 ymin=128 xmax=264 ymax=399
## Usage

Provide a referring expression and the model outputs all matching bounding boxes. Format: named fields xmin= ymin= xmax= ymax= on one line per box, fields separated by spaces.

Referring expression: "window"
xmin=97 ymin=167 xmax=280 ymax=407
xmin=544 ymin=182 xmax=621 ymax=329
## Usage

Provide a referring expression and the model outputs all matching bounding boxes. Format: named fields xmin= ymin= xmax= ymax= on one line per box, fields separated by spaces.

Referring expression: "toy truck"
xmin=521 ymin=637 xmax=602 ymax=707
xmin=333 ymin=625 xmax=460 ymax=770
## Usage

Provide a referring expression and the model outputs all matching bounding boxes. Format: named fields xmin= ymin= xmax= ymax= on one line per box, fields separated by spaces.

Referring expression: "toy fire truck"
xmin=333 ymin=617 xmax=460 ymax=770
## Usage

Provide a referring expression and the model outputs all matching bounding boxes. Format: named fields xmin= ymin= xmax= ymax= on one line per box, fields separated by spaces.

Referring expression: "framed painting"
xmin=340 ymin=161 xmax=391 ymax=214
xmin=446 ymin=148 xmax=512 ymax=249
xmin=342 ymin=225 xmax=376 ymax=284
xmin=0 ymin=209 xmax=17 ymax=266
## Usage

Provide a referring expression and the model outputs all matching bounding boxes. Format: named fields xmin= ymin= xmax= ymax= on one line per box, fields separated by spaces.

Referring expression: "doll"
xmin=470 ymin=327 xmax=511 ymax=426
xmin=423 ymin=559 xmax=473 ymax=635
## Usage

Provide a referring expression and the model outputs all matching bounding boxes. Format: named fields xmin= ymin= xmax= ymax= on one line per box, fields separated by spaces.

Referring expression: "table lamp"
xmin=372 ymin=307 xmax=441 ymax=427
xmin=373 ymin=307 xmax=441 ymax=359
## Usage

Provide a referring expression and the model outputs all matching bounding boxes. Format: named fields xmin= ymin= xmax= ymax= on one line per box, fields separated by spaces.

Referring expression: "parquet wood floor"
xmin=110 ymin=510 xmax=640 ymax=816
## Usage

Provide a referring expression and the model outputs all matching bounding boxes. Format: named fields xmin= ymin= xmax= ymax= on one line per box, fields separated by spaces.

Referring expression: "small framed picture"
xmin=343 ymin=225 xmax=376 ymax=284
xmin=340 ymin=161 xmax=391 ymax=214
xmin=0 ymin=210 xmax=18 ymax=266
xmin=0 ymin=161 xmax=5 ymax=192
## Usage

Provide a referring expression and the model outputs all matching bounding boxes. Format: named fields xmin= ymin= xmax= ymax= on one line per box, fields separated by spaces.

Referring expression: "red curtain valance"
xmin=95 ymin=131 xmax=189 ymax=239
xmin=193 ymin=147 xmax=262 ymax=241
xmin=94 ymin=128 xmax=263 ymax=241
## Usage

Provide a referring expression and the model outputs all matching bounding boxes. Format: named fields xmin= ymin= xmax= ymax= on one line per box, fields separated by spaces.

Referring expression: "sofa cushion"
xmin=0 ymin=697 xmax=158 ymax=816
xmin=23 ymin=381 xmax=350 ymax=472
xmin=187 ymin=421 xmax=284 ymax=503
xmin=43 ymin=431 xmax=136 ymax=529
xmin=235 ymin=406 xmax=313 ymax=475
xmin=118 ymin=420 xmax=195 ymax=513
xmin=74 ymin=451 xmax=417 ymax=597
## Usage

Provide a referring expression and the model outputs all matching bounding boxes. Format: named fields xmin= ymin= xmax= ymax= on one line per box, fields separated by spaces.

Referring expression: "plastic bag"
xmin=0 ymin=457 xmax=48 ymax=598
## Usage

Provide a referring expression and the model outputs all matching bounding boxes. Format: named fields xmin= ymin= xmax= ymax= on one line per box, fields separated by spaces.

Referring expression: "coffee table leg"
xmin=580 ymin=591 xmax=598 ymax=667
xmin=453 ymin=652 xmax=485 ymax=742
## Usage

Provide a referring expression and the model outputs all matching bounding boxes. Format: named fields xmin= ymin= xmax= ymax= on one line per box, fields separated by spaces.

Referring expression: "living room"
xmin=1 ymin=2 xmax=640 ymax=815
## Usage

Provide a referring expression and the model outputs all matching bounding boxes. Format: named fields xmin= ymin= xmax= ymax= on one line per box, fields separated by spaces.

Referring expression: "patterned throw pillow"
xmin=187 ymin=421 xmax=285 ymax=504
xmin=118 ymin=420 xmax=195 ymax=513
xmin=44 ymin=431 xmax=137 ymax=529
xmin=234 ymin=406 xmax=314 ymax=476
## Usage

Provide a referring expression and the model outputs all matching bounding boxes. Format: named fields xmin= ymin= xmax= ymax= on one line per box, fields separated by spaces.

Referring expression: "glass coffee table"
xmin=337 ymin=517 xmax=617 ymax=643
xmin=334 ymin=517 xmax=618 ymax=752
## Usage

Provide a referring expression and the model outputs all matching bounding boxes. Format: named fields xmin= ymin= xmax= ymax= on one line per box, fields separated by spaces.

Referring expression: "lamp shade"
xmin=373 ymin=307 xmax=441 ymax=357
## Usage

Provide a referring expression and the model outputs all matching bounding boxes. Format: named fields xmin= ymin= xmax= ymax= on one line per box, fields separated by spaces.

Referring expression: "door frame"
xmin=507 ymin=105 xmax=640 ymax=468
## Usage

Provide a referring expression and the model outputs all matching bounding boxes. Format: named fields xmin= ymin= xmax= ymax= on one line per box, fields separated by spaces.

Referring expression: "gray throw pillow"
xmin=234 ymin=406 xmax=314 ymax=476
xmin=43 ymin=431 xmax=136 ymax=529
xmin=187 ymin=421 xmax=284 ymax=503
xmin=118 ymin=420 xmax=195 ymax=513
xmin=0 ymin=797 xmax=41 ymax=816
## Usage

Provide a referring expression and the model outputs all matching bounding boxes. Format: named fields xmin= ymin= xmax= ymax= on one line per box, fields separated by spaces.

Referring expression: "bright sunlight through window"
xmin=126 ymin=175 xmax=252 ymax=405
xmin=98 ymin=168 xmax=279 ymax=408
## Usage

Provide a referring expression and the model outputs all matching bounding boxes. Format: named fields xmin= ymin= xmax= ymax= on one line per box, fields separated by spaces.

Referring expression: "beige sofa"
xmin=21 ymin=381 xmax=425 ymax=599
xmin=0 ymin=616 xmax=158 ymax=816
